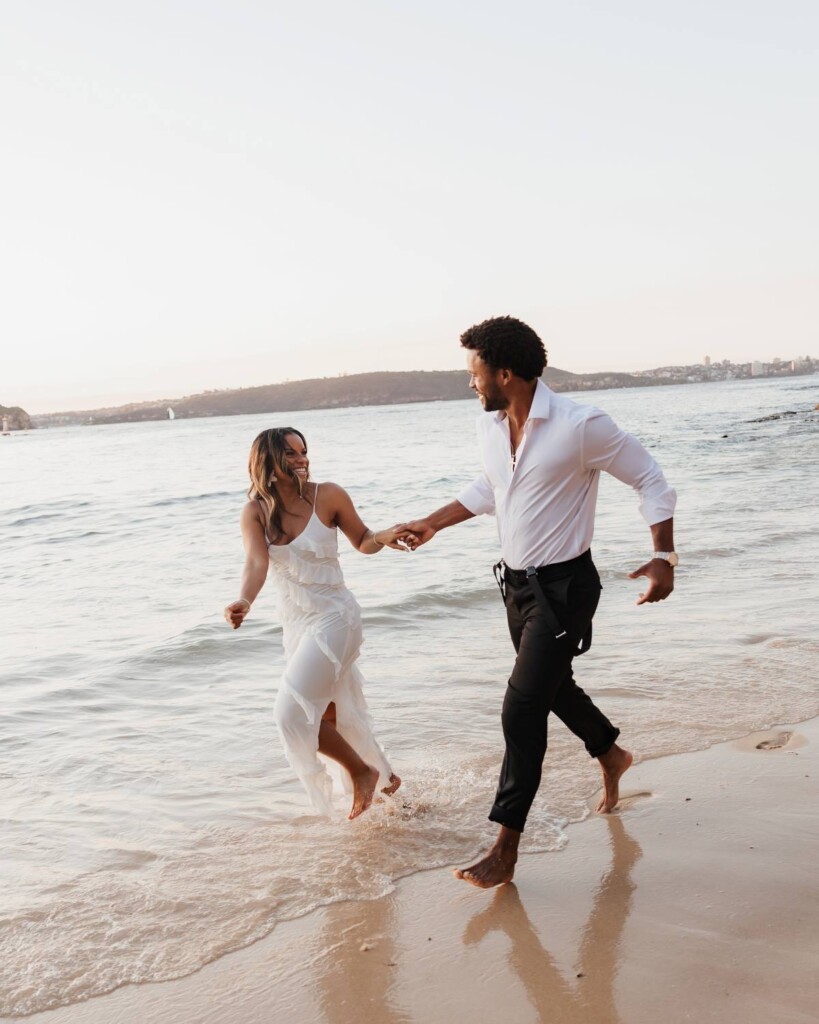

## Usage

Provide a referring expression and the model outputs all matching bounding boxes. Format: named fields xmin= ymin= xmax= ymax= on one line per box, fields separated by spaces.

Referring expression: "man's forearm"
xmin=425 ymin=500 xmax=475 ymax=532
xmin=649 ymin=518 xmax=674 ymax=553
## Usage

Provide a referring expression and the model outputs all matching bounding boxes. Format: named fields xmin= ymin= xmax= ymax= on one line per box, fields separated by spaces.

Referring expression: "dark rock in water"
xmin=0 ymin=405 xmax=33 ymax=431
xmin=748 ymin=410 xmax=798 ymax=423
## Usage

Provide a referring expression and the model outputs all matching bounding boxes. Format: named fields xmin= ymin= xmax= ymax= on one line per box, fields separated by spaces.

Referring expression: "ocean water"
xmin=1 ymin=377 xmax=817 ymax=1016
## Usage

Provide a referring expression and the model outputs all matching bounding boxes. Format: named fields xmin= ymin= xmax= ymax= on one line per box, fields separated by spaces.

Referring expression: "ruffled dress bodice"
xmin=267 ymin=510 xmax=360 ymax=643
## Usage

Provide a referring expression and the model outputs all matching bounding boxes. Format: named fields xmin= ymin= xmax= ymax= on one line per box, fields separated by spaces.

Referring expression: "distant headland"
xmin=29 ymin=367 xmax=667 ymax=428
xmin=12 ymin=354 xmax=819 ymax=429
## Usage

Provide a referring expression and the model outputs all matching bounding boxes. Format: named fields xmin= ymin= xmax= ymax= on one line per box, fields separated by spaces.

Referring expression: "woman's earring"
xmin=269 ymin=476 xmax=277 ymax=484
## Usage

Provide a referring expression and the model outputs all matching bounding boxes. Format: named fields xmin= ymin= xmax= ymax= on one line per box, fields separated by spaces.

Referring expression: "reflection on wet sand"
xmin=462 ymin=816 xmax=642 ymax=1024
xmin=310 ymin=816 xmax=639 ymax=1023
xmin=315 ymin=895 xmax=408 ymax=1024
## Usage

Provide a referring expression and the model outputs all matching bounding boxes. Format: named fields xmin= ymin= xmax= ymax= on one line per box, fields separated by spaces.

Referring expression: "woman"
xmin=224 ymin=427 xmax=411 ymax=820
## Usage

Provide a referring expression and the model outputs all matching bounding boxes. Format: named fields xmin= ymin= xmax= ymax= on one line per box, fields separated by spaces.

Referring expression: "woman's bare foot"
xmin=455 ymin=827 xmax=520 ymax=888
xmin=349 ymin=765 xmax=379 ymax=820
xmin=382 ymin=773 xmax=401 ymax=796
xmin=596 ymin=744 xmax=633 ymax=813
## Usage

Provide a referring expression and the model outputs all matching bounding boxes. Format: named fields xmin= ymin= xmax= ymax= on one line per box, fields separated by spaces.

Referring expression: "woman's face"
xmin=280 ymin=432 xmax=309 ymax=482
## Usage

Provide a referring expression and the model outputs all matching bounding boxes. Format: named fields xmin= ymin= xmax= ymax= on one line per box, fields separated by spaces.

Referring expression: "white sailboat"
xmin=167 ymin=407 xmax=176 ymax=421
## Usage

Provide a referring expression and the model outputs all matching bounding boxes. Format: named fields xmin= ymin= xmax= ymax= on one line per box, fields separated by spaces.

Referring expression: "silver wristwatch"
xmin=651 ymin=551 xmax=679 ymax=567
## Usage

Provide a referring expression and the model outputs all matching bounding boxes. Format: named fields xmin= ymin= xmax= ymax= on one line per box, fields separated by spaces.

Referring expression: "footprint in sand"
xmin=735 ymin=730 xmax=806 ymax=753
xmin=615 ymin=790 xmax=654 ymax=811
xmin=756 ymin=732 xmax=792 ymax=750
xmin=589 ymin=790 xmax=653 ymax=813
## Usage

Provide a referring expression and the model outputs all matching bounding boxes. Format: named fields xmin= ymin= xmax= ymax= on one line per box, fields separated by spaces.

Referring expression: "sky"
xmin=2 ymin=1 xmax=817 ymax=413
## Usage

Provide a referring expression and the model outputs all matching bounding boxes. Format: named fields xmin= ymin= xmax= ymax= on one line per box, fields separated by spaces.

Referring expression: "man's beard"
xmin=480 ymin=386 xmax=508 ymax=413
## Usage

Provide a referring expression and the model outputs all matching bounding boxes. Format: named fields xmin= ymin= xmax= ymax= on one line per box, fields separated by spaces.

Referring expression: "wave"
xmin=113 ymin=620 xmax=284 ymax=674
xmin=3 ymin=499 xmax=93 ymax=517
xmin=43 ymin=530 xmax=106 ymax=543
xmin=146 ymin=490 xmax=242 ymax=508
xmin=363 ymin=585 xmax=497 ymax=621
xmin=4 ymin=502 xmax=95 ymax=528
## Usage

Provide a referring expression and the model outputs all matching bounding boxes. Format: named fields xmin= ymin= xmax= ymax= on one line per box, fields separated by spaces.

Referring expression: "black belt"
xmin=492 ymin=550 xmax=593 ymax=656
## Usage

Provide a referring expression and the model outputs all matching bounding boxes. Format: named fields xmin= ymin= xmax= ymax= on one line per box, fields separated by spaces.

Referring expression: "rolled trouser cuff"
xmin=488 ymin=805 xmax=527 ymax=833
xmin=587 ymin=726 xmax=620 ymax=759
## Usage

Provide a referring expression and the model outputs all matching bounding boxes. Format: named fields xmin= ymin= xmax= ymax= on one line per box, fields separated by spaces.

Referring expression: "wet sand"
xmin=10 ymin=718 xmax=818 ymax=1024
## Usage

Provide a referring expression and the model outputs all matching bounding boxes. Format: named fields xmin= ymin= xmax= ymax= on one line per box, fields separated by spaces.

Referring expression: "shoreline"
xmin=27 ymin=369 xmax=818 ymax=428
xmin=8 ymin=716 xmax=818 ymax=1024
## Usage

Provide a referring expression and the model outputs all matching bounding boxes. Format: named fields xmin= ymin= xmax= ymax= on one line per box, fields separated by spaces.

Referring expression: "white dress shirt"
xmin=456 ymin=380 xmax=677 ymax=570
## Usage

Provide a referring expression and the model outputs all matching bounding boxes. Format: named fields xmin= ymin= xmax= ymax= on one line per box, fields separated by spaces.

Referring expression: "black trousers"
xmin=489 ymin=550 xmax=620 ymax=833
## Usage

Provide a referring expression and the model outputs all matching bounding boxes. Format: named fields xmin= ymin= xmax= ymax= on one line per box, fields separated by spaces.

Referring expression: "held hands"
xmin=224 ymin=599 xmax=250 ymax=629
xmin=628 ymin=559 xmax=675 ymax=605
xmin=371 ymin=518 xmax=437 ymax=552
xmin=375 ymin=524 xmax=421 ymax=551
xmin=397 ymin=518 xmax=436 ymax=550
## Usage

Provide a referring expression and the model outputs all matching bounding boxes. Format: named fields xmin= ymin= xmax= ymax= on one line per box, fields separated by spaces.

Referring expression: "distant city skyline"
xmin=3 ymin=2 xmax=817 ymax=414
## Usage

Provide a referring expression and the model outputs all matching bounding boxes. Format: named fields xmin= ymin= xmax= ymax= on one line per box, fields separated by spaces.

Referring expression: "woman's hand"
xmin=224 ymin=599 xmax=251 ymax=629
xmin=374 ymin=524 xmax=419 ymax=551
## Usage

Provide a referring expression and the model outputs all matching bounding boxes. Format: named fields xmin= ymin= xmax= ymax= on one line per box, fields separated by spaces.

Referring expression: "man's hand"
xmin=628 ymin=559 xmax=674 ymax=605
xmin=375 ymin=524 xmax=419 ymax=551
xmin=402 ymin=518 xmax=437 ymax=549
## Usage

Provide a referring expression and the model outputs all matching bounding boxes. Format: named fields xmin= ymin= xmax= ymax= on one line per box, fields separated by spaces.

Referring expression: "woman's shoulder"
xmin=240 ymin=499 xmax=266 ymax=525
xmin=315 ymin=480 xmax=347 ymax=499
xmin=311 ymin=479 xmax=339 ymax=495
xmin=313 ymin=481 xmax=352 ymax=520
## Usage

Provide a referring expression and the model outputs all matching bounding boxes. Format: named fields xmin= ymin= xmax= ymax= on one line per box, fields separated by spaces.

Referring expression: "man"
xmin=405 ymin=316 xmax=677 ymax=889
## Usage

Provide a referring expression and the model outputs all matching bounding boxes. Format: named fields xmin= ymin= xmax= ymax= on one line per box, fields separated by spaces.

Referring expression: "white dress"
xmin=267 ymin=495 xmax=393 ymax=816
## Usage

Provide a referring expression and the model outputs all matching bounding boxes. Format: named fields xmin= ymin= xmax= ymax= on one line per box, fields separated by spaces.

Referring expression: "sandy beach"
xmin=11 ymin=716 xmax=817 ymax=1024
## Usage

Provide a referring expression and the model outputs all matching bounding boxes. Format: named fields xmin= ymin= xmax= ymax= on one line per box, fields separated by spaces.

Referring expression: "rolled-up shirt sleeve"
xmin=457 ymin=471 xmax=496 ymax=516
xmin=582 ymin=410 xmax=677 ymax=525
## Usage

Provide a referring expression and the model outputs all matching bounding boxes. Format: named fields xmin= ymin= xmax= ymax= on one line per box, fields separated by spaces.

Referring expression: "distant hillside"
xmin=1 ymin=405 xmax=33 ymax=431
xmin=31 ymin=367 xmax=673 ymax=428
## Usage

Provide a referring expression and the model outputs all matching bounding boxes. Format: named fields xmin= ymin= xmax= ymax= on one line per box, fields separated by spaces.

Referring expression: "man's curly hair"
xmin=460 ymin=316 xmax=547 ymax=381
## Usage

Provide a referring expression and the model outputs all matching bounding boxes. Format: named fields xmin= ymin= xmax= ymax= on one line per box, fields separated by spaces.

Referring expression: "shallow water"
xmin=1 ymin=377 xmax=817 ymax=1015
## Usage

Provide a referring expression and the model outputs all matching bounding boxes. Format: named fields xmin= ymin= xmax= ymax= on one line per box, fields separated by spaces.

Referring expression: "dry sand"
xmin=10 ymin=719 xmax=818 ymax=1024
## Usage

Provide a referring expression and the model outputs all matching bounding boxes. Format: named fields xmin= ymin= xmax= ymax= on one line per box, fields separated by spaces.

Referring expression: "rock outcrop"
xmin=0 ymin=405 xmax=33 ymax=431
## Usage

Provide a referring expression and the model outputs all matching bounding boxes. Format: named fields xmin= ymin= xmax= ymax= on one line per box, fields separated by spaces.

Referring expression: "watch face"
xmin=667 ymin=553 xmax=679 ymax=567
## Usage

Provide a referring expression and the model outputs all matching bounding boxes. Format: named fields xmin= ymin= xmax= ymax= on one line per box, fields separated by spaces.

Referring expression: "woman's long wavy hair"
xmin=247 ymin=427 xmax=309 ymax=541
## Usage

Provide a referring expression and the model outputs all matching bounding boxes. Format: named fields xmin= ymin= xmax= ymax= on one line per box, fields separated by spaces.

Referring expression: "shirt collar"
xmin=493 ymin=378 xmax=552 ymax=423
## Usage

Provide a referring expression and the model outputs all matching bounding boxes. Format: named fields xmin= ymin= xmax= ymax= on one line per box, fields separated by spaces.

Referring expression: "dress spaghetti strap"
xmin=257 ymin=497 xmax=272 ymax=545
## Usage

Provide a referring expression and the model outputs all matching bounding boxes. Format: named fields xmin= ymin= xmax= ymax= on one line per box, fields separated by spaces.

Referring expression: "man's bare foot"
xmin=454 ymin=845 xmax=517 ymax=889
xmin=596 ymin=744 xmax=633 ymax=813
xmin=349 ymin=765 xmax=379 ymax=820
xmin=382 ymin=773 xmax=401 ymax=796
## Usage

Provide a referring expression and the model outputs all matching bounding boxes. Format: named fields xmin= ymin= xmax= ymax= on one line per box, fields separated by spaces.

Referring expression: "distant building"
xmin=751 ymin=361 xmax=765 ymax=377
xmin=704 ymin=355 xmax=711 ymax=367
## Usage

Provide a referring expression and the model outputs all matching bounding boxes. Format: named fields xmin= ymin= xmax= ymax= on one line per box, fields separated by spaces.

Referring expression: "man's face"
xmin=467 ymin=350 xmax=508 ymax=412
